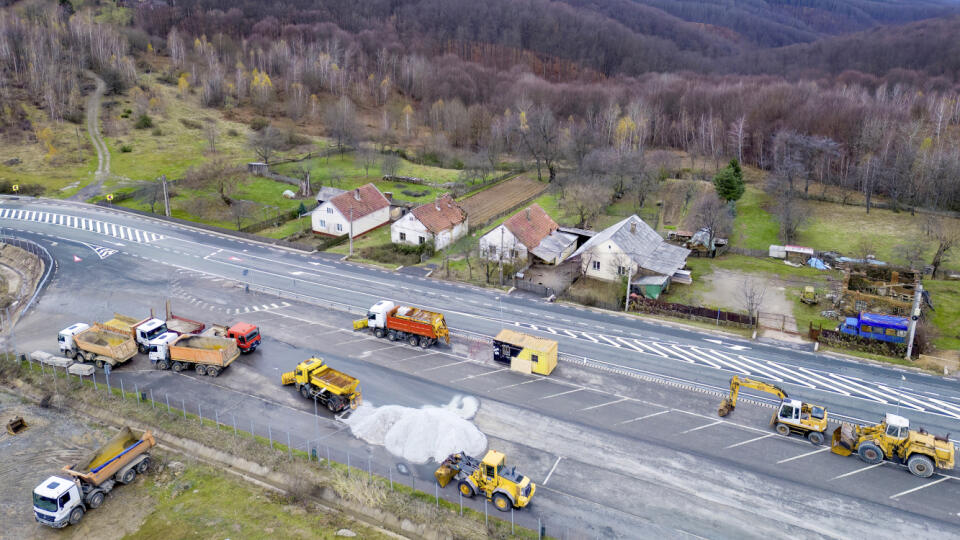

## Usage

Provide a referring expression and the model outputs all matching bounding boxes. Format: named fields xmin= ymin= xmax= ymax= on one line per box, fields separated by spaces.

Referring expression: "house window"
xmin=531 ymin=354 xmax=539 ymax=364
xmin=418 ymin=236 xmax=425 ymax=244
xmin=399 ymin=232 xmax=407 ymax=241
xmin=326 ymin=207 xmax=333 ymax=214
xmin=592 ymin=261 xmax=600 ymax=271
xmin=617 ymin=266 xmax=626 ymax=275
xmin=336 ymin=223 xmax=343 ymax=232
xmin=510 ymin=249 xmax=518 ymax=259
xmin=319 ymin=219 xmax=326 ymax=228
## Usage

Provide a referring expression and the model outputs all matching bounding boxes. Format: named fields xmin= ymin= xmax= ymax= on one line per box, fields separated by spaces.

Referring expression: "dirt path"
xmin=70 ymin=72 xmax=109 ymax=202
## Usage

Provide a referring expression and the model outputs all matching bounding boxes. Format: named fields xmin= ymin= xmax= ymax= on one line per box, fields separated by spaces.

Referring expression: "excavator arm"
xmin=718 ymin=376 xmax=788 ymax=417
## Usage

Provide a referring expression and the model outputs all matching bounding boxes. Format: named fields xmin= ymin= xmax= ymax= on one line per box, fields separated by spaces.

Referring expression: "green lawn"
xmin=732 ymin=186 xmax=779 ymax=250
xmin=924 ymin=280 xmax=960 ymax=350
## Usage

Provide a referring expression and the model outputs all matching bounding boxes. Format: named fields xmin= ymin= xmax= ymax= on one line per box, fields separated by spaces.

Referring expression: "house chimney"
xmin=630 ymin=221 xmax=637 ymax=234
xmin=354 ymin=188 xmax=361 ymax=201
xmin=436 ymin=195 xmax=442 ymax=212
xmin=526 ymin=208 xmax=531 ymax=221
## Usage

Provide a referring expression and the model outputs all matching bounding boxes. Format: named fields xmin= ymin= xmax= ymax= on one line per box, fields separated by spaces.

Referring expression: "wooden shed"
xmin=493 ymin=329 xmax=558 ymax=375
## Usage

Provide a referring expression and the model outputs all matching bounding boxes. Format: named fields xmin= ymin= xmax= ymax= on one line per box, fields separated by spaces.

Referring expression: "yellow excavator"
xmin=718 ymin=375 xmax=829 ymax=444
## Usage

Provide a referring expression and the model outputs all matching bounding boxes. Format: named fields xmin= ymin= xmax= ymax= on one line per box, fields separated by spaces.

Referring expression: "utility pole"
xmin=498 ymin=227 xmax=504 ymax=286
xmin=160 ymin=175 xmax=171 ymax=217
xmin=348 ymin=207 xmax=354 ymax=257
xmin=905 ymin=282 xmax=923 ymax=360
xmin=623 ymin=264 xmax=633 ymax=312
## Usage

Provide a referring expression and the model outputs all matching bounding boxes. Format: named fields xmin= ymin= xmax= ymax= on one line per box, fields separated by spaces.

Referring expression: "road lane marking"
xmin=580 ymin=397 xmax=629 ymax=411
xmin=542 ymin=456 xmax=562 ymax=485
xmin=680 ymin=420 xmax=724 ymax=434
xmin=418 ymin=360 xmax=469 ymax=372
xmin=724 ymin=433 xmax=774 ymax=449
xmin=889 ymin=476 xmax=948 ymax=499
xmin=776 ymin=447 xmax=830 ymax=464
xmin=617 ymin=410 xmax=670 ymax=424
xmin=831 ymin=463 xmax=884 ymax=480
xmin=536 ymin=388 xmax=583 ymax=400
xmin=450 ymin=368 xmax=508 ymax=382
xmin=498 ymin=378 xmax=548 ymax=390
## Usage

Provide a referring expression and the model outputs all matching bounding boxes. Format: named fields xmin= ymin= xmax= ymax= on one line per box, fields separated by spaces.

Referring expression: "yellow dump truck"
xmin=58 ymin=323 xmax=137 ymax=368
xmin=281 ymin=357 xmax=362 ymax=413
xmin=33 ymin=427 xmax=155 ymax=528
xmin=148 ymin=333 xmax=240 ymax=377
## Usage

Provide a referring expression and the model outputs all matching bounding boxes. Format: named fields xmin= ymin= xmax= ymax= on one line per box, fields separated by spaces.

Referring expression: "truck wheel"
xmin=857 ymin=442 xmax=884 ymax=464
xmin=387 ymin=330 xmax=397 ymax=341
xmin=195 ymin=364 xmax=207 ymax=376
xmin=68 ymin=506 xmax=84 ymax=525
xmin=95 ymin=358 xmax=105 ymax=369
xmin=206 ymin=367 xmax=220 ymax=378
xmin=807 ymin=431 xmax=825 ymax=445
xmin=374 ymin=328 xmax=385 ymax=339
xmin=408 ymin=335 xmax=419 ymax=347
xmin=458 ymin=481 xmax=474 ymax=498
xmin=171 ymin=362 xmax=184 ymax=372
xmin=327 ymin=398 xmax=341 ymax=412
xmin=156 ymin=360 xmax=169 ymax=370
xmin=493 ymin=492 xmax=512 ymax=512
xmin=907 ymin=454 xmax=935 ymax=478
xmin=136 ymin=457 xmax=151 ymax=475
xmin=87 ymin=491 xmax=105 ymax=509
xmin=300 ymin=385 xmax=310 ymax=399
xmin=775 ymin=423 xmax=791 ymax=436
xmin=119 ymin=468 xmax=136 ymax=484
xmin=138 ymin=344 xmax=146 ymax=354
xmin=419 ymin=336 xmax=431 ymax=349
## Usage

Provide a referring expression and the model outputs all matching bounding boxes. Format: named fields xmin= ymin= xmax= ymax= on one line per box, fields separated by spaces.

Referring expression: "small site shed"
xmin=493 ymin=329 xmax=558 ymax=375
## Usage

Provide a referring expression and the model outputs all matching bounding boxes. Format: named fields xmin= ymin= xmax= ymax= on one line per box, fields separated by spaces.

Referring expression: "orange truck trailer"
xmin=354 ymin=300 xmax=449 ymax=348
xmin=148 ymin=333 xmax=240 ymax=377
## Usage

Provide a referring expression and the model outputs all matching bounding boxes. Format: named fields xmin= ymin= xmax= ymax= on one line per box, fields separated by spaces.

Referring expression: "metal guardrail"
xmin=0 ymin=235 xmax=56 ymax=317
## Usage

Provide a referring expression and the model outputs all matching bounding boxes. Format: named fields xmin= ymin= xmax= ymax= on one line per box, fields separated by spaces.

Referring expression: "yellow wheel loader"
xmin=435 ymin=450 xmax=535 ymax=511
xmin=831 ymin=413 xmax=955 ymax=478
xmin=718 ymin=375 xmax=829 ymax=444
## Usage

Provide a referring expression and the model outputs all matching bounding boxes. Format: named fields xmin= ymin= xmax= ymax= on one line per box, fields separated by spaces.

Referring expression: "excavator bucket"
xmin=434 ymin=453 xmax=462 ymax=487
xmin=6 ymin=416 xmax=27 ymax=435
xmin=280 ymin=371 xmax=296 ymax=386
xmin=717 ymin=398 xmax=734 ymax=417
xmin=830 ymin=425 xmax=854 ymax=456
xmin=352 ymin=319 xmax=368 ymax=331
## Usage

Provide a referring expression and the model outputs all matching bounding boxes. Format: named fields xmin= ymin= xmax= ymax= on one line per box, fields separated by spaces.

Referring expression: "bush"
xmin=401 ymin=189 xmax=430 ymax=198
xmin=134 ymin=114 xmax=153 ymax=129
xmin=226 ymin=128 xmax=239 ymax=137
xmin=100 ymin=68 xmax=129 ymax=95
xmin=249 ymin=117 xmax=268 ymax=131
xmin=151 ymin=128 xmax=163 ymax=136
xmin=179 ymin=118 xmax=202 ymax=130
xmin=0 ymin=181 xmax=44 ymax=196
xmin=120 ymin=145 xmax=133 ymax=153
xmin=156 ymin=72 xmax=177 ymax=85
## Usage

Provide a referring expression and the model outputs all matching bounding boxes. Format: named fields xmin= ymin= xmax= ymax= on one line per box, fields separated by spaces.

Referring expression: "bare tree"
xmin=182 ymin=158 xmax=244 ymax=206
xmin=460 ymin=242 xmax=474 ymax=280
xmin=895 ymin=241 xmax=925 ymax=271
xmin=358 ymin=147 xmax=377 ymax=177
xmin=230 ymin=199 xmax=256 ymax=230
xmin=741 ymin=277 xmax=766 ymax=323
xmin=325 ymin=96 xmax=360 ymax=154
xmin=247 ymin=125 xmax=284 ymax=164
xmin=561 ymin=182 xmax=609 ymax=228
xmin=203 ymin=119 xmax=219 ymax=153
xmin=924 ymin=216 xmax=960 ymax=276
xmin=380 ymin=153 xmax=400 ymax=177
xmin=687 ymin=192 xmax=733 ymax=253
xmin=853 ymin=237 xmax=875 ymax=262
xmin=517 ymin=104 xmax=560 ymax=182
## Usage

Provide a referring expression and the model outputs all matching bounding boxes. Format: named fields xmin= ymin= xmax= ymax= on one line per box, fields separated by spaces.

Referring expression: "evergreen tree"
xmin=713 ymin=158 xmax=745 ymax=203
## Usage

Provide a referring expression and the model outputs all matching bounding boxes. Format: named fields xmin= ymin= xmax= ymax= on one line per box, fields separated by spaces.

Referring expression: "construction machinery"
xmin=148 ymin=333 xmax=240 ymax=377
xmin=103 ymin=313 xmax=170 ymax=353
xmin=354 ymin=300 xmax=449 ymax=348
xmin=831 ymin=413 xmax=955 ymax=478
xmin=435 ymin=450 xmax=535 ymax=511
xmin=58 ymin=323 xmax=137 ymax=368
xmin=800 ymin=286 xmax=819 ymax=305
xmin=33 ymin=427 xmax=155 ymax=528
xmin=718 ymin=375 xmax=829 ymax=444
xmin=6 ymin=416 xmax=27 ymax=435
xmin=202 ymin=322 xmax=261 ymax=353
xmin=281 ymin=357 xmax=362 ymax=413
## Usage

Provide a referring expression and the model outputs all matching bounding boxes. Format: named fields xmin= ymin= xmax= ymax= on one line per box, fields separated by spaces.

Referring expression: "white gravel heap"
xmin=345 ymin=396 xmax=487 ymax=464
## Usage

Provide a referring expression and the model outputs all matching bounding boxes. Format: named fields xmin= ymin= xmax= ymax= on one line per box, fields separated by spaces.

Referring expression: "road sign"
xmin=11 ymin=184 xmax=18 ymax=192
xmin=106 ymin=193 xmax=114 ymax=202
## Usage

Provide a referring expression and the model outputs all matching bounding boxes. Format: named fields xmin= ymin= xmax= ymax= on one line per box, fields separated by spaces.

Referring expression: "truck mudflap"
xmin=352 ymin=319 xmax=368 ymax=330
xmin=280 ymin=371 xmax=296 ymax=385
xmin=830 ymin=424 xmax=856 ymax=456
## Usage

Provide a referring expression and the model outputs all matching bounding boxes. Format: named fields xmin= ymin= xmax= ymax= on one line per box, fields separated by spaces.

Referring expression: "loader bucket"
xmin=280 ymin=371 xmax=296 ymax=386
xmin=717 ymin=398 xmax=734 ymax=417
xmin=6 ymin=416 xmax=27 ymax=435
xmin=352 ymin=319 xmax=368 ymax=331
xmin=435 ymin=464 xmax=457 ymax=487
xmin=830 ymin=426 xmax=853 ymax=456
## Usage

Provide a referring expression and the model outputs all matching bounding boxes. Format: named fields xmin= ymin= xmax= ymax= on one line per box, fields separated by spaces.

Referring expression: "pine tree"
xmin=713 ymin=158 xmax=745 ymax=203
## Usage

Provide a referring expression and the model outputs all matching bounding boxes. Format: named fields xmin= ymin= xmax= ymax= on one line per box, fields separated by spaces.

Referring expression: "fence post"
xmin=268 ymin=426 xmax=273 ymax=448
xmin=347 ymin=451 xmax=350 ymax=476
xmin=389 ymin=466 xmax=393 ymax=490
xmin=134 ymin=383 xmax=139 ymax=405
xmin=511 ymin=508 xmax=515 ymax=534
xmin=435 ymin=482 xmax=439 ymax=508
xmin=286 ymin=431 xmax=292 ymax=459
xmin=326 ymin=446 xmax=330 ymax=468
xmin=92 ymin=373 xmax=97 ymax=391
xmin=150 ymin=389 xmax=155 ymax=409
xmin=232 ymin=414 xmax=237 ymax=437
xmin=165 ymin=393 xmax=170 ymax=412
xmin=251 ymin=419 xmax=254 ymax=438
xmin=215 ymin=410 xmax=219 ymax=430
xmin=459 ymin=491 xmax=462 ymax=516
xmin=182 ymin=399 xmax=186 ymax=419
xmin=484 ymin=498 xmax=488 ymax=528
xmin=120 ymin=378 xmax=124 ymax=398
xmin=198 ymin=403 xmax=202 ymax=424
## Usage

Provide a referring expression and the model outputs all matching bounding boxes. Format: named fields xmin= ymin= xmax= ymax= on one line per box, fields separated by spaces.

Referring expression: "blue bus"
xmin=838 ymin=312 xmax=909 ymax=344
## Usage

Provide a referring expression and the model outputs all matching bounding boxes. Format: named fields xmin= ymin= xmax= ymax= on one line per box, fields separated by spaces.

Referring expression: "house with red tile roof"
xmin=311 ymin=183 xmax=390 ymax=237
xmin=391 ymin=194 xmax=468 ymax=250
xmin=479 ymin=204 xmax=577 ymax=265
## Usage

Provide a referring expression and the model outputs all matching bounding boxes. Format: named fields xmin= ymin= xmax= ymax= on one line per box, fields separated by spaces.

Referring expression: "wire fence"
xmin=14 ymin=354 xmax=601 ymax=539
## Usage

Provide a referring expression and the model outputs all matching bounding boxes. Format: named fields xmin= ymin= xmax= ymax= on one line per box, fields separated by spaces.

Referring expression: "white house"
xmin=312 ymin=183 xmax=390 ymax=237
xmin=391 ymin=194 xmax=468 ymax=250
xmin=570 ymin=215 xmax=690 ymax=284
xmin=480 ymin=204 xmax=576 ymax=265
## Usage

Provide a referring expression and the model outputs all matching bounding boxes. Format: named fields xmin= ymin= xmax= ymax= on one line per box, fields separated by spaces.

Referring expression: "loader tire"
xmin=775 ymin=423 xmax=791 ymax=437
xmin=857 ymin=442 xmax=884 ymax=464
xmin=493 ymin=492 xmax=512 ymax=512
xmin=408 ymin=335 xmax=419 ymax=347
xmin=374 ymin=328 xmax=385 ymax=339
xmin=171 ymin=362 xmax=184 ymax=373
xmin=907 ymin=454 xmax=935 ymax=478
xmin=458 ymin=481 xmax=474 ymax=498
xmin=87 ymin=491 xmax=104 ymax=509
xmin=807 ymin=431 xmax=825 ymax=445
xmin=195 ymin=364 xmax=207 ymax=376
xmin=68 ymin=506 xmax=84 ymax=525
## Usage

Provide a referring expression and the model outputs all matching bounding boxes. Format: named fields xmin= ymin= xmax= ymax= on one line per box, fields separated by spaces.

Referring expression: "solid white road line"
xmin=543 ymin=456 xmax=562 ymax=485
xmin=776 ymin=447 xmax=830 ymax=464
xmin=889 ymin=477 xmax=949 ymax=499
xmin=724 ymin=433 xmax=774 ymax=449
xmin=680 ymin=420 xmax=724 ymax=434
xmin=536 ymin=388 xmax=584 ymax=400
xmin=450 ymin=368 xmax=508 ymax=382
xmin=580 ymin=397 xmax=629 ymax=411
xmin=831 ymin=463 xmax=884 ymax=480
xmin=617 ymin=409 xmax=670 ymax=424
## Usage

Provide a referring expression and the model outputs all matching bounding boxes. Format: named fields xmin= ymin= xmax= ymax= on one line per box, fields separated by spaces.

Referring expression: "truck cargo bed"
xmin=170 ymin=335 xmax=240 ymax=367
xmin=67 ymin=427 xmax=155 ymax=486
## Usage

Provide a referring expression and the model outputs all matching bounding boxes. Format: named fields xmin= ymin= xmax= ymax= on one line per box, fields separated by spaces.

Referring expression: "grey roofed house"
xmin=569 ymin=215 xmax=690 ymax=277
xmin=530 ymin=230 xmax=578 ymax=264
xmin=315 ymin=186 xmax=347 ymax=204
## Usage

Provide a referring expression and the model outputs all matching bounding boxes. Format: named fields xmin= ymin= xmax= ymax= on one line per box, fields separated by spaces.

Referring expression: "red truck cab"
xmin=227 ymin=322 xmax=261 ymax=353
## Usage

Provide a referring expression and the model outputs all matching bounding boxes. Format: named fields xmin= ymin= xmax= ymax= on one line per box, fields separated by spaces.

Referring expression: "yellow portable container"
xmin=493 ymin=329 xmax=558 ymax=375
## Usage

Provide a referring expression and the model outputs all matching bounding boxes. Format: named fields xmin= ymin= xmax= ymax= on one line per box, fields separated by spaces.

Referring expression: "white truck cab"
xmin=58 ymin=323 xmax=91 ymax=355
xmin=366 ymin=300 xmax=395 ymax=329
xmin=134 ymin=318 xmax=168 ymax=350
xmin=33 ymin=476 xmax=84 ymax=528
xmin=147 ymin=332 xmax=180 ymax=363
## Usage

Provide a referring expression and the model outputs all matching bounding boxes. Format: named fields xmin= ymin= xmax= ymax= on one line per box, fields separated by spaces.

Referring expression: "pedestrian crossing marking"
xmin=0 ymin=207 xmax=163 ymax=244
